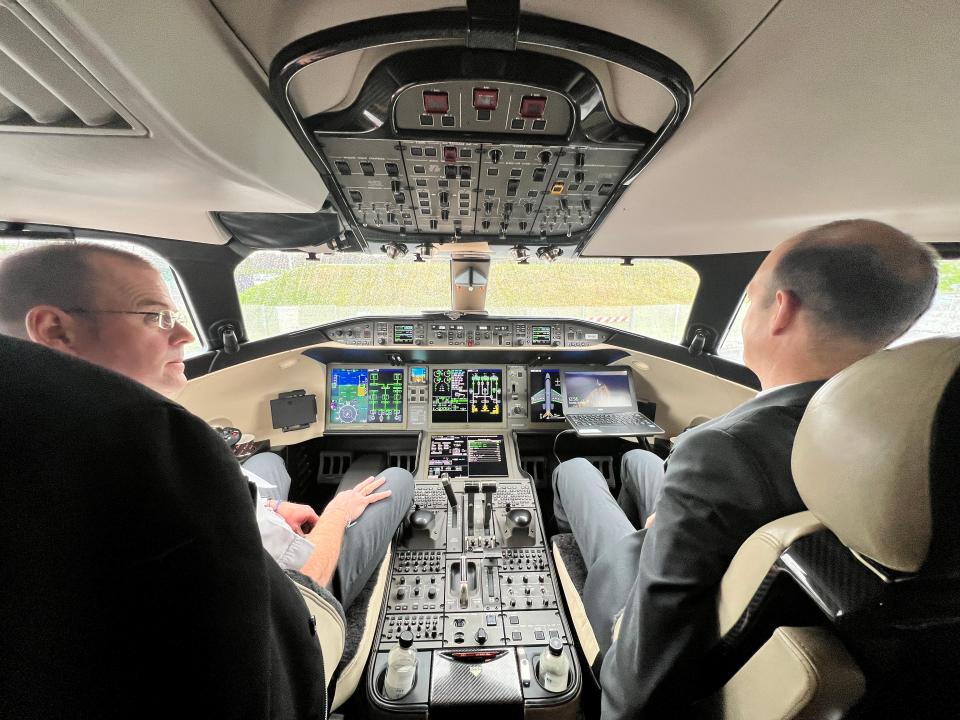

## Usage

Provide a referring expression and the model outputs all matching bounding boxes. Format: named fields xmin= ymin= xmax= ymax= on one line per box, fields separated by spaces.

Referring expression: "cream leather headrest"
xmin=792 ymin=337 xmax=960 ymax=573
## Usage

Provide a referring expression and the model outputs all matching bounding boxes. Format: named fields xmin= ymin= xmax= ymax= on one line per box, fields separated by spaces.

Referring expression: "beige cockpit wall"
xmin=175 ymin=340 xmax=755 ymax=449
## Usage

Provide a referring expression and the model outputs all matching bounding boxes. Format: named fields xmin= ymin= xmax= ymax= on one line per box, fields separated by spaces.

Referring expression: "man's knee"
xmin=377 ymin=467 xmax=415 ymax=512
xmin=553 ymin=457 xmax=606 ymax=501
xmin=621 ymin=448 xmax=661 ymax=480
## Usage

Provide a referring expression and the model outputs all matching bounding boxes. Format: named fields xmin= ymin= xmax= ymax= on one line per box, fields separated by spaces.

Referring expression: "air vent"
xmin=388 ymin=453 xmax=417 ymax=473
xmin=318 ymin=452 xmax=352 ymax=479
xmin=585 ymin=456 xmax=615 ymax=487
xmin=0 ymin=1 xmax=143 ymax=134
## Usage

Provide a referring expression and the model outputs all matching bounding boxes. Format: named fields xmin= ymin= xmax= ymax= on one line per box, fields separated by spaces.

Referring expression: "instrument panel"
xmin=324 ymin=318 xmax=613 ymax=348
xmin=325 ymin=363 xmax=628 ymax=431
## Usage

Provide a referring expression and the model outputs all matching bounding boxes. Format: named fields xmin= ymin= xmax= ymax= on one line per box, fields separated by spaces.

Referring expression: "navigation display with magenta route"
xmin=329 ymin=368 xmax=404 ymax=424
xmin=529 ymin=368 xmax=564 ymax=422
xmin=431 ymin=368 xmax=503 ymax=423
xmin=428 ymin=435 xmax=508 ymax=478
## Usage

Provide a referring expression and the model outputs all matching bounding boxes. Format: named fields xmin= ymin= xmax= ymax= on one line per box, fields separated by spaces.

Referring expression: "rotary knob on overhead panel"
xmin=489 ymin=148 xmax=502 ymax=164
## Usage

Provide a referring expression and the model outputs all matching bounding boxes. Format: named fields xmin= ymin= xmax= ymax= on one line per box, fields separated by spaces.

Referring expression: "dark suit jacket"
xmin=0 ymin=335 xmax=325 ymax=719
xmin=590 ymin=382 xmax=825 ymax=719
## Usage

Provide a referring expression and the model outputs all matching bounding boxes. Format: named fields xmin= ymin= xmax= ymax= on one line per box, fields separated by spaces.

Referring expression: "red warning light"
xmin=519 ymin=95 xmax=547 ymax=119
xmin=422 ymin=91 xmax=449 ymax=115
xmin=472 ymin=88 xmax=499 ymax=110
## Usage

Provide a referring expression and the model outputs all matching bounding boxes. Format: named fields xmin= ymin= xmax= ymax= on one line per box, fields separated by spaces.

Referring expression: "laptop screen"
xmin=562 ymin=369 xmax=635 ymax=412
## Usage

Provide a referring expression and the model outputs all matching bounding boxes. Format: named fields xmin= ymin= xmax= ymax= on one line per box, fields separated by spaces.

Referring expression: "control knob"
xmin=475 ymin=628 xmax=488 ymax=645
xmin=427 ymin=587 xmax=437 ymax=599
xmin=538 ymin=150 xmax=552 ymax=165
xmin=489 ymin=148 xmax=502 ymax=164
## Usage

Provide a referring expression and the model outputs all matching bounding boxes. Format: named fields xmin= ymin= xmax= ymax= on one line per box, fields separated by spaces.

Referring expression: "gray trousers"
xmin=247 ymin=452 xmax=415 ymax=611
xmin=334 ymin=460 xmax=415 ymax=610
xmin=552 ymin=449 xmax=665 ymax=565
xmin=552 ymin=450 xmax=665 ymax=644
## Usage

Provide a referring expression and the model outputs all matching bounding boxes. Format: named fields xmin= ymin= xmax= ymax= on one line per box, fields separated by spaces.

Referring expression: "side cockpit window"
xmin=717 ymin=256 xmax=960 ymax=364
xmin=0 ymin=238 xmax=203 ymax=357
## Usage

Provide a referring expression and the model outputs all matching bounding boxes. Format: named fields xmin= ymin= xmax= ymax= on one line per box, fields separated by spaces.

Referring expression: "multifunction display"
xmin=431 ymin=368 xmax=502 ymax=423
xmin=531 ymin=325 xmax=553 ymax=346
xmin=528 ymin=368 xmax=564 ymax=422
xmin=428 ymin=435 xmax=508 ymax=478
xmin=329 ymin=368 xmax=404 ymax=424
xmin=393 ymin=324 xmax=415 ymax=344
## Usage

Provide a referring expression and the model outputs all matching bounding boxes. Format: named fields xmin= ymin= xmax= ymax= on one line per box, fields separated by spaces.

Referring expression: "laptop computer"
xmin=560 ymin=368 xmax=664 ymax=437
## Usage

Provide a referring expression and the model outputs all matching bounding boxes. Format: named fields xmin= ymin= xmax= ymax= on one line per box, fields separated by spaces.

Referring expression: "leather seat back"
xmin=717 ymin=337 xmax=960 ymax=719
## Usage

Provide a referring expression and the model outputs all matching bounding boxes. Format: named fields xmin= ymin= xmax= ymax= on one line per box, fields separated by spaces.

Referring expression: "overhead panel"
xmin=270 ymin=11 xmax=692 ymax=254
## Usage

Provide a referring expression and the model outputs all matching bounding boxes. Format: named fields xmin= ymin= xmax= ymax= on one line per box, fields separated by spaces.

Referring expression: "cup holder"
xmin=531 ymin=656 xmax=572 ymax=693
xmin=375 ymin=664 xmax=419 ymax=702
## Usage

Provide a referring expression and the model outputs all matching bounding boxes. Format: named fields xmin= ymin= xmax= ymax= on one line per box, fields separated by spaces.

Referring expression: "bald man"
xmin=551 ymin=220 xmax=940 ymax=718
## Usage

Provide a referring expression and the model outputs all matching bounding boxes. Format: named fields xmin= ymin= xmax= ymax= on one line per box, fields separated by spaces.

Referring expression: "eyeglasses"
xmin=66 ymin=308 xmax=188 ymax=330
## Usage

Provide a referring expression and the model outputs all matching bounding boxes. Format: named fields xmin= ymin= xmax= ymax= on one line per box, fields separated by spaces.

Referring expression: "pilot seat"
xmin=552 ymin=336 xmax=960 ymax=719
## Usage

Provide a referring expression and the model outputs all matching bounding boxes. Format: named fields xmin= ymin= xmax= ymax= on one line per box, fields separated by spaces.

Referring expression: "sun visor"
xmin=216 ymin=211 xmax=354 ymax=251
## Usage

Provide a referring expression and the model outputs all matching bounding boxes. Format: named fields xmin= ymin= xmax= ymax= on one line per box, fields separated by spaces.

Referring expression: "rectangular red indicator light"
xmin=443 ymin=146 xmax=458 ymax=163
xmin=472 ymin=88 xmax=499 ymax=110
xmin=519 ymin=95 xmax=547 ymax=118
xmin=423 ymin=91 xmax=449 ymax=114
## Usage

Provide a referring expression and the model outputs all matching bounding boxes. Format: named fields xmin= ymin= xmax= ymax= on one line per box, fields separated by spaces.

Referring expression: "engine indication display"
xmin=529 ymin=368 xmax=564 ymax=422
xmin=329 ymin=368 xmax=404 ymax=424
xmin=432 ymin=368 xmax=503 ymax=423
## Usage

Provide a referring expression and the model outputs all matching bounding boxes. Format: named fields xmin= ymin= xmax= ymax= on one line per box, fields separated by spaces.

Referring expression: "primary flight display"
xmin=329 ymin=368 xmax=404 ymax=424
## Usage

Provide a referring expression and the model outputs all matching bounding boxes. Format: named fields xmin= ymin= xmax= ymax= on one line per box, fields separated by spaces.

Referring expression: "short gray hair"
xmin=770 ymin=220 xmax=940 ymax=345
xmin=0 ymin=243 xmax=152 ymax=339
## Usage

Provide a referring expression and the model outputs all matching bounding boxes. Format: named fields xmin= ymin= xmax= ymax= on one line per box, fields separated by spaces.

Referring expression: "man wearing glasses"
xmin=0 ymin=243 xmax=413 ymax=611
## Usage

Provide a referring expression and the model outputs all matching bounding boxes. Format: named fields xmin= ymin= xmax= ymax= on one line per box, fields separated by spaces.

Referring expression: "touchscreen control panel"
xmin=427 ymin=435 xmax=509 ymax=478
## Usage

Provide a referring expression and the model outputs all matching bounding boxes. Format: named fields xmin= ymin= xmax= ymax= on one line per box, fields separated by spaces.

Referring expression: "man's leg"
xmin=617 ymin=449 xmax=666 ymax=528
xmin=335 ymin=466 xmax=415 ymax=610
xmin=552 ymin=457 xmax=635 ymax=569
xmin=242 ymin=452 xmax=292 ymax=502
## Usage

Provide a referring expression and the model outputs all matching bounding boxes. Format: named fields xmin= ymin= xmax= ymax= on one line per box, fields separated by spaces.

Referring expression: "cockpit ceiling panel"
xmin=271 ymin=15 xmax=692 ymax=254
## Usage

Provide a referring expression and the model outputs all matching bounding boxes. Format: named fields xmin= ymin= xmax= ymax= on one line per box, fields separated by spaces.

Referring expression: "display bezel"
xmin=326 ymin=365 xmax=408 ymax=430
xmin=428 ymin=364 xmax=507 ymax=429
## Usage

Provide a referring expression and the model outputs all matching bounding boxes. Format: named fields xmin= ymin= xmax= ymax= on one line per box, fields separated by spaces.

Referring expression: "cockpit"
xmin=1 ymin=1 xmax=959 ymax=719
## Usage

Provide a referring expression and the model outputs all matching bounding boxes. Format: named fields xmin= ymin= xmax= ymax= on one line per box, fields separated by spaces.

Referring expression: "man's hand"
xmin=275 ymin=501 xmax=320 ymax=536
xmin=324 ymin=475 xmax=392 ymax=528
xmin=644 ymin=512 xmax=656 ymax=529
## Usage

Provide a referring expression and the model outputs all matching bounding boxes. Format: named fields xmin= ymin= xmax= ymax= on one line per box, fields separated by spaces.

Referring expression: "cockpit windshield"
xmin=236 ymin=251 xmax=700 ymax=343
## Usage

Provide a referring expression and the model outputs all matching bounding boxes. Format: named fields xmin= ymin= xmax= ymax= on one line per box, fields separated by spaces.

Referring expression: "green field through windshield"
xmin=237 ymin=252 xmax=700 ymax=343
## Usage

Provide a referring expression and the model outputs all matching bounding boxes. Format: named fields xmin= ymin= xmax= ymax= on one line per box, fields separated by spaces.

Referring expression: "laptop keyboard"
xmin=570 ymin=412 xmax=656 ymax=426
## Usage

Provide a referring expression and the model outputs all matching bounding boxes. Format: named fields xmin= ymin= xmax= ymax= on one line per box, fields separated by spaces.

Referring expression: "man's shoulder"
xmin=680 ymin=381 xmax=825 ymax=449
xmin=0 ymin=333 xmax=198 ymax=431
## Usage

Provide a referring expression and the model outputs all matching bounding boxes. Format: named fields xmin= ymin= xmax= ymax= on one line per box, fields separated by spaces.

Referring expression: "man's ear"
xmin=24 ymin=306 xmax=80 ymax=353
xmin=769 ymin=289 xmax=801 ymax=336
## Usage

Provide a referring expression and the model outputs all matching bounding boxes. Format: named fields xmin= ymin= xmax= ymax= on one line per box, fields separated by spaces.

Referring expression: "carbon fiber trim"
xmin=430 ymin=649 xmax=523 ymax=706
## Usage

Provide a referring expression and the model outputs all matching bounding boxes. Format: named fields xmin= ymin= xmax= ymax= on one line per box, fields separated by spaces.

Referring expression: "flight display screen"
xmin=393 ymin=324 xmax=415 ymax=344
xmin=529 ymin=368 xmax=565 ymax=422
xmin=329 ymin=368 xmax=404 ymax=424
xmin=531 ymin=325 xmax=553 ymax=346
xmin=431 ymin=368 xmax=502 ymax=423
xmin=428 ymin=435 xmax=508 ymax=478
xmin=563 ymin=370 xmax=634 ymax=410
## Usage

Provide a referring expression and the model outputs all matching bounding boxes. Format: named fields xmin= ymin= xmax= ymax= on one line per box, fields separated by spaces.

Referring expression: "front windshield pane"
xmin=237 ymin=252 xmax=699 ymax=343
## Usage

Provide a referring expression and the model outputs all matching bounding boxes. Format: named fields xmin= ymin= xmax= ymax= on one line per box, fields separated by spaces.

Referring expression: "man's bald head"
xmin=0 ymin=243 xmax=153 ymax=339
xmin=764 ymin=219 xmax=939 ymax=347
